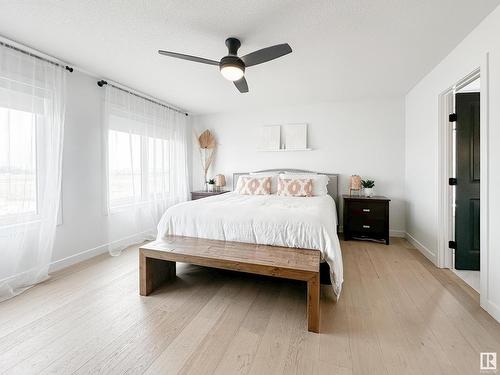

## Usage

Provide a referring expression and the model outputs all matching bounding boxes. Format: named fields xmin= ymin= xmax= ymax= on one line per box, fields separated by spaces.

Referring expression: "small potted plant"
xmin=207 ymin=178 xmax=216 ymax=192
xmin=361 ymin=179 xmax=375 ymax=197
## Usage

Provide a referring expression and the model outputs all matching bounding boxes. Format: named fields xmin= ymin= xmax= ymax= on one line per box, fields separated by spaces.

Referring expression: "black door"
xmin=455 ymin=92 xmax=480 ymax=270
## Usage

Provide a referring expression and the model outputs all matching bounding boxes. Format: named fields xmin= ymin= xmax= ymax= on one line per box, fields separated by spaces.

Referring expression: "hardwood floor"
xmin=0 ymin=238 xmax=498 ymax=374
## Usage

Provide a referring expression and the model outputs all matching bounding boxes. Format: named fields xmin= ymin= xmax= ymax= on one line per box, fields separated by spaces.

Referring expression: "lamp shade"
xmin=214 ymin=174 xmax=226 ymax=187
xmin=220 ymin=65 xmax=244 ymax=81
xmin=350 ymin=175 xmax=361 ymax=190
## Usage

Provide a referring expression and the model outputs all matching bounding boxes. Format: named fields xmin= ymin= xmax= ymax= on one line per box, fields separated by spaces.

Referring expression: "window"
xmin=108 ymin=129 xmax=142 ymax=206
xmin=147 ymin=137 xmax=170 ymax=196
xmin=104 ymin=86 xmax=187 ymax=219
xmin=107 ymin=125 xmax=171 ymax=208
xmin=0 ymin=107 xmax=38 ymax=219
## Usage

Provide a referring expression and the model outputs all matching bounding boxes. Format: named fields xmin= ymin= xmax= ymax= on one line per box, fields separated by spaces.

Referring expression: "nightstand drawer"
xmin=191 ymin=190 xmax=229 ymax=200
xmin=347 ymin=201 xmax=386 ymax=219
xmin=350 ymin=219 xmax=385 ymax=234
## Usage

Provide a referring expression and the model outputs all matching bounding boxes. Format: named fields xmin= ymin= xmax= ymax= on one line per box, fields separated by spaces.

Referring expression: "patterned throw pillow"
xmin=235 ymin=176 xmax=272 ymax=195
xmin=282 ymin=173 xmax=329 ymax=196
xmin=277 ymin=177 xmax=313 ymax=197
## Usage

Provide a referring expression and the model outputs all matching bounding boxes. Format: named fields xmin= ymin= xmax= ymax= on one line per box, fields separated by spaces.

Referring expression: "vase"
xmin=208 ymin=184 xmax=215 ymax=192
xmin=364 ymin=188 xmax=374 ymax=197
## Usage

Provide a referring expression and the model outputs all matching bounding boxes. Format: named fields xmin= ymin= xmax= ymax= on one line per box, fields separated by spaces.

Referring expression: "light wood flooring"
xmin=0 ymin=238 xmax=499 ymax=375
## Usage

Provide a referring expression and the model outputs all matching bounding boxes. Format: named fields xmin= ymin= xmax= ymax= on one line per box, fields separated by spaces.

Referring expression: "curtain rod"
xmin=0 ymin=41 xmax=74 ymax=73
xmin=0 ymin=36 xmax=187 ymax=116
xmin=97 ymin=80 xmax=188 ymax=116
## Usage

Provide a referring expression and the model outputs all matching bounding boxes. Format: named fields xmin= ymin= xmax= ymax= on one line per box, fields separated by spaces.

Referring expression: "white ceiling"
xmin=0 ymin=0 xmax=498 ymax=114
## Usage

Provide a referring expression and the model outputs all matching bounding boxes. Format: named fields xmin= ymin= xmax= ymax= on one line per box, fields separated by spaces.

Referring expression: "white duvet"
xmin=156 ymin=192 xmax=343 ymax=296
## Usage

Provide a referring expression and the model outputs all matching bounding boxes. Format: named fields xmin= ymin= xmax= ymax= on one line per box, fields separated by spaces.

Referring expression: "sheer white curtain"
xmin=0 ymin=44 xmax=66 ymax=301
xmin=103 ymin=86 xmax=189 ymax=255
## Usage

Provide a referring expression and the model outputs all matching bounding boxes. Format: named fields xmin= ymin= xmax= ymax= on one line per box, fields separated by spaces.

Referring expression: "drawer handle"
xmin=363 ymin=208 xmax=371 ymax=212
xmin=363 ymin=225 xmax=371 ymax=229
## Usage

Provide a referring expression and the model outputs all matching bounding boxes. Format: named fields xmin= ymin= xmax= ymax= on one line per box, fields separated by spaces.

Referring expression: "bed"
xmin=155 ymin=169 xmax=343 ymax=296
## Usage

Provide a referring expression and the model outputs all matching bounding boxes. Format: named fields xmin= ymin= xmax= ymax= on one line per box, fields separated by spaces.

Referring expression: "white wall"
xmin=191 ymin=98 xmax=406 ymax=235
xmin=51 ymin=71 xmax=193 ymax=270
xmin=52 ymin=71 xmax=108 ymax=268
xmin=405 ymin=4 xmax=500 ymax=320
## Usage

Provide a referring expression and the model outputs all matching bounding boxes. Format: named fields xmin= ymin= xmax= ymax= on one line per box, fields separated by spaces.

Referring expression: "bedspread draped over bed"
xmin=156 ymin=192 xmax=343 ymax=296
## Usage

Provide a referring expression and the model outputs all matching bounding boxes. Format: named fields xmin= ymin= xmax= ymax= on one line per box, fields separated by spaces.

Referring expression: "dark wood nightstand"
xmin=342 ymin=195 xmax=391 ymax=245
xmin=191 ymin=190 xmax=230 ymax=201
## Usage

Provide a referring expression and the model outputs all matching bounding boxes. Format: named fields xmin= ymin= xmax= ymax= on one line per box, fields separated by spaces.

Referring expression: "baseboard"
xmin=1 ymin=244 xmax=110 ymax=289
xmin=49 ymin=229 xmax=155 ymax=273
xmin=481 ymin=299 xmax=500 ymax=323
xmin=107 ymin=229 xmax=155 ymax=256
xmin=405 ymin=232 xmax=437 ymax=265
xmin=389 ymin=230 xmax=406 ymax=238
xmin=49 ymin=243 xmax=109 ymax=273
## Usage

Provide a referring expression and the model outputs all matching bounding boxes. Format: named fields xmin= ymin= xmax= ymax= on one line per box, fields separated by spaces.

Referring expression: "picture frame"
xmin=259 ymin=125 xmax=281 ymax=151
xmin=283 ymin=123 xmax=307 ymax=150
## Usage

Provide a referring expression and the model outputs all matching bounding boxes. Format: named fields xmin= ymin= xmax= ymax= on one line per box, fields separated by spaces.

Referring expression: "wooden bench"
xmin=139 ymin=235 xmax=321 ymax=333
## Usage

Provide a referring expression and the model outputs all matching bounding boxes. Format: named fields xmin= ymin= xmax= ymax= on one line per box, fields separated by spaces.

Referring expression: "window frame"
xmin=0 ymin=107 xmax=42 ymax=227
xmin=107 ymin=129 xmax=143 ymax=209
xmin=107 ymin=129 xmax=171 ymax=211
xmin=145 ymin=136 xmax=170 ymax=199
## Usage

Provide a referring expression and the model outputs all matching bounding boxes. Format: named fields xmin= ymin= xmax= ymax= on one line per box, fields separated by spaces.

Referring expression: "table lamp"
xmin=214 ymin=174 xmax=226 ymax=192
xmin=349 ymin=175 xmax=361 ymax=196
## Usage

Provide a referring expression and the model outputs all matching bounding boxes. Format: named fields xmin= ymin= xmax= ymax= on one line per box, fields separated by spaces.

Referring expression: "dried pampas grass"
xmin=196 ymin=129 xmax=217 ymax=183
xmin=198 ymin=130 xmax=216 ymax=149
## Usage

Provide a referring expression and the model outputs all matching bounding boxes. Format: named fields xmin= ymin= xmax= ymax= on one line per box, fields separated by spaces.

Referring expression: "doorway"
xmin=454 ymin=79 xmax=480 ymax=290
xmin=438 ymin=58 xmax=494 ymax=319
xmin=440 ymin=73 xmax=481 ymax=292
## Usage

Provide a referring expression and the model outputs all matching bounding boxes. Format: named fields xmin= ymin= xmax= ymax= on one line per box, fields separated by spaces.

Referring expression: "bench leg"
xmin=139 ymin=251 xmax=176 ymax=296
xmin=307 ymin=274 xmax=320 ymax=333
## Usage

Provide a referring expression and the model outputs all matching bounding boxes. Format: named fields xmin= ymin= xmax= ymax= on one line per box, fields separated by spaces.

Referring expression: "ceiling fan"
xmin=158 ymin=37 xmax=292 ymax=93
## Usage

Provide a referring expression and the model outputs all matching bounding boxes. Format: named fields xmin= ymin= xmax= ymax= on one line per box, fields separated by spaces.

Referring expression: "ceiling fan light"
xmin=220 ymin=65 xmax=244 ymax=81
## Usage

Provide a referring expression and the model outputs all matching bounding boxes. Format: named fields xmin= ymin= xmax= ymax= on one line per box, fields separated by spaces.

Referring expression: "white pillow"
xmin=249 ymin=172 xmax=279 ymax=194
xmin=282 ymin=172 xmax=329 ymax=196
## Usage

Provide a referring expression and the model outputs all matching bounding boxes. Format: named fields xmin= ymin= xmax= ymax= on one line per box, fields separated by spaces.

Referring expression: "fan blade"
xmin=241 ymin=43 xmax=292 ymax=67
xmin=234 ymin=77 xmax=249 ymax=93
xmin=158 ymin=50 xmax=219 ymax=66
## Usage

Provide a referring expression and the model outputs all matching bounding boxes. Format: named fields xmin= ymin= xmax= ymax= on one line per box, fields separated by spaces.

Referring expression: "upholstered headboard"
xmin=232 ymin=169 xmax=340 ymax=207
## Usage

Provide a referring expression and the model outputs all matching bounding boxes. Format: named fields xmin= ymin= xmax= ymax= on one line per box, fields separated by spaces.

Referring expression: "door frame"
xmin=438 ymin=69 xmax=480 ymax=270
xmin=437 ymin=55 xmax=490 ymax=307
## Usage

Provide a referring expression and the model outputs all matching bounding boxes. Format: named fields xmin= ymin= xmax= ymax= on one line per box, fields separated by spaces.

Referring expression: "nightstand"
xmin=191 ymin=190 xmax=230 ymax=201
xmin=342 ymin=195 xmax=391 ymax=245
